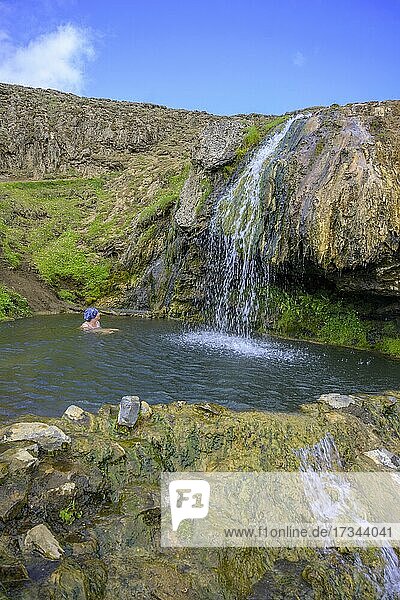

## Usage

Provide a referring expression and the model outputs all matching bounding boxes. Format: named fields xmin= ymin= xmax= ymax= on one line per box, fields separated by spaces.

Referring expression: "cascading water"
xmin=297 ymin=434 xmax=400 ymax=599
xmin=206 ymin=114 xmax=306 ymax=337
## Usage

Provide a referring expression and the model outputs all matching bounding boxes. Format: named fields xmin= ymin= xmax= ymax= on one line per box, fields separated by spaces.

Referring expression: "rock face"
xmin=0 ymin=84 xmax=207 ymax=178
xmin=0 ymin=84 xmax=262 ymax=181
xmin=257 ymin=103 xmax=400 ymax=295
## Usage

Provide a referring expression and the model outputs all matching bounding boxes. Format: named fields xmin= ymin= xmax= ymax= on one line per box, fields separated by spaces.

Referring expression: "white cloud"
xmin=293 ymin=51 xmax=306 ymax=67
xmin=0 ymin=24 xmax=94 ymax=94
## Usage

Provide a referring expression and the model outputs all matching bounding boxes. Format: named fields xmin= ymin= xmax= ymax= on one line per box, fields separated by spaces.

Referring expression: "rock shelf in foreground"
xmin=0 ymin=391 xmax=399 ymax=599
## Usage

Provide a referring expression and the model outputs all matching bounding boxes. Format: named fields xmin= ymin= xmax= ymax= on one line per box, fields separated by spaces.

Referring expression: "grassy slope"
xmin=0 ymin=177 xmax=116 ymax=304
xmin=0 ymin=167 xmax=189 ymax=310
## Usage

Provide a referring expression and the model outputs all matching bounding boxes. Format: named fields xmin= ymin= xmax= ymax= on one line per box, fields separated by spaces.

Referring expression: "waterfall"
xmin=297 ymin=434 xmax=400 ymax=599
xmin=206 ymin=114 xmax=306 ymax=337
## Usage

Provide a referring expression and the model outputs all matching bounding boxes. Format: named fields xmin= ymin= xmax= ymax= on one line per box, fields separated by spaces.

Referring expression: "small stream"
xmin=0 ymin=314 xmax=398 ymax=419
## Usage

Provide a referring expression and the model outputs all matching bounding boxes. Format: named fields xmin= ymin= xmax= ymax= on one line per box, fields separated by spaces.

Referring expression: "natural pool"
xmin=1 ymin=314 xmax=399 ymax=418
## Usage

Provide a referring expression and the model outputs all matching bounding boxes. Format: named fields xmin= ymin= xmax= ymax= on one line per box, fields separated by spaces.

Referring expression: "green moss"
xmin=57 ymin=289 xmax=77 ymax=303
xmin=195 ymin=177 xmax=213 ymax=216
xmin=223 ymin=116 xmax=289 ymax=179
xmin=315 ymin=140 xmax=324 ymax=156
xmin=260 ymin=287 xmax=400 ymax=357
xmin=376 ymin=337 xmax=400 ymax=358
xmin=0 ymin=285 xmax=31 ymax=321
xmin=235 ymin=125 xmax=262 ymax=161
xmin=33 ymin=230 xmax=111 ymax=303
xmin=137 ymin=165 xmax=189 ymax=227
xmin=263 ymin=287 xmax=369 ymax=349
xmin=136 ymin=223 xmax=158 ymax=247
xmin=319 ymin=313 xmax=368 ymax=347
xmin=223 ymin=164 xmax=236 ymax=178
xmin=59 ymin=499 xmax=82 ymax=525
xmin=260 ymin=115 xmax=289 ymax=135
xmin=125 ymin=166 xmax=190 ymax=294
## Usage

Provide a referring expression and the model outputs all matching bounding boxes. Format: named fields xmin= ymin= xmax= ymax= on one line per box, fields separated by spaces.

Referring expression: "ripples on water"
xmin=0 ymin=315 xmax=399 ymax=419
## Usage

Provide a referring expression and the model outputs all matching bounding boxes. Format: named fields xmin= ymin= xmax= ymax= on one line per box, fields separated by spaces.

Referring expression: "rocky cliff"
xmin=258 ymin=102 xmax=400 ymax=295
xmin=0 ymin=84 xmax=399 ymax=353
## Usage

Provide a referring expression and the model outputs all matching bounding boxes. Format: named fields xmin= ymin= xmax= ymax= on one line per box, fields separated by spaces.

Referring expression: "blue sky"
xmin=0 ymin=0 xmax=398 ymax=115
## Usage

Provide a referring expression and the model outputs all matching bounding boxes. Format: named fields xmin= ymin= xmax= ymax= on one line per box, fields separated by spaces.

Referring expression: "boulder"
xmin=0 ymin=480 xmax=28 ymax=522
xmin=192 ymin=120 xmax=245 ymax=170
xmin=24 ymin=524 xmax=63 ymax=560
xmin=318 ymin=393 xmax=356 ymax=409
xmin=28 ymin=460 xmax=105 ymax=521
xmin=48 ymin=557 xmax=107 ymax=600
xmin=63 ymin=405 xmax=86 ymax=422
xmin=2 ymin=422 xmax=71 ymax=451
xmin=117 ymin=396 xmax=141 ymax=427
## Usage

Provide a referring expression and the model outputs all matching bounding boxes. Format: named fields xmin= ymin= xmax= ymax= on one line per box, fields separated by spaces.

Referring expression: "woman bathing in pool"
xmin=80 ymin=307 xmax=119 ymax=334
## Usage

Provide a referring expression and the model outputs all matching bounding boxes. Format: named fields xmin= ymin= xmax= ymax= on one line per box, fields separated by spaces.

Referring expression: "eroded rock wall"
xmin=258 ymin=101 xmax=400 ymax=295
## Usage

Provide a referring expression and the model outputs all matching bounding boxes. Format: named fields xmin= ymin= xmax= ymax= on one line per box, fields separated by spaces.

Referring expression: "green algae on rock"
xmin=0 ymin=392 xmax=400 ymax=598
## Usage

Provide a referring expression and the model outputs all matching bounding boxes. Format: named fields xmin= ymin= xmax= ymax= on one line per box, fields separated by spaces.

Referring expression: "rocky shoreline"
xmin=1 ymin=391 xmax=400 ymax=599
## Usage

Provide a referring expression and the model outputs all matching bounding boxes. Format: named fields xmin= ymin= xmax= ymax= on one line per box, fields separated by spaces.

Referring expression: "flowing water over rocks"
xmin=206 ymin=114 xmax=309 ymax=336
xmin=297 ymin=434 xmax=400 ymax=599
xmin=1 ymin=392 xmax=400 ymax=598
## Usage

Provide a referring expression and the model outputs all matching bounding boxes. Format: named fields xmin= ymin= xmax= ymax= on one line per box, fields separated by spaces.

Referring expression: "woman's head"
xmin=83 ymin=307 xmax=100 ymax=322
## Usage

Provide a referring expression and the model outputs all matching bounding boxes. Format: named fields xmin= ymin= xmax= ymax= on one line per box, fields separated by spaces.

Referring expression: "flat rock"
xmin=24 ymin=524 xmax=63 ymax=560
xmin=2 ymin=422 xmax=71 ymax=451
xmin=318 ymin=393 xmax=356 ymax=409
xmin=364 ymin=448 xmax=400 ymax=469
xmin=118 ymin=396 xmax=141 ymax=427
xmin=0 ymin=448 xmax=38 ymax=472
xmin=62 ymin=405 xmax=86 ymax=422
